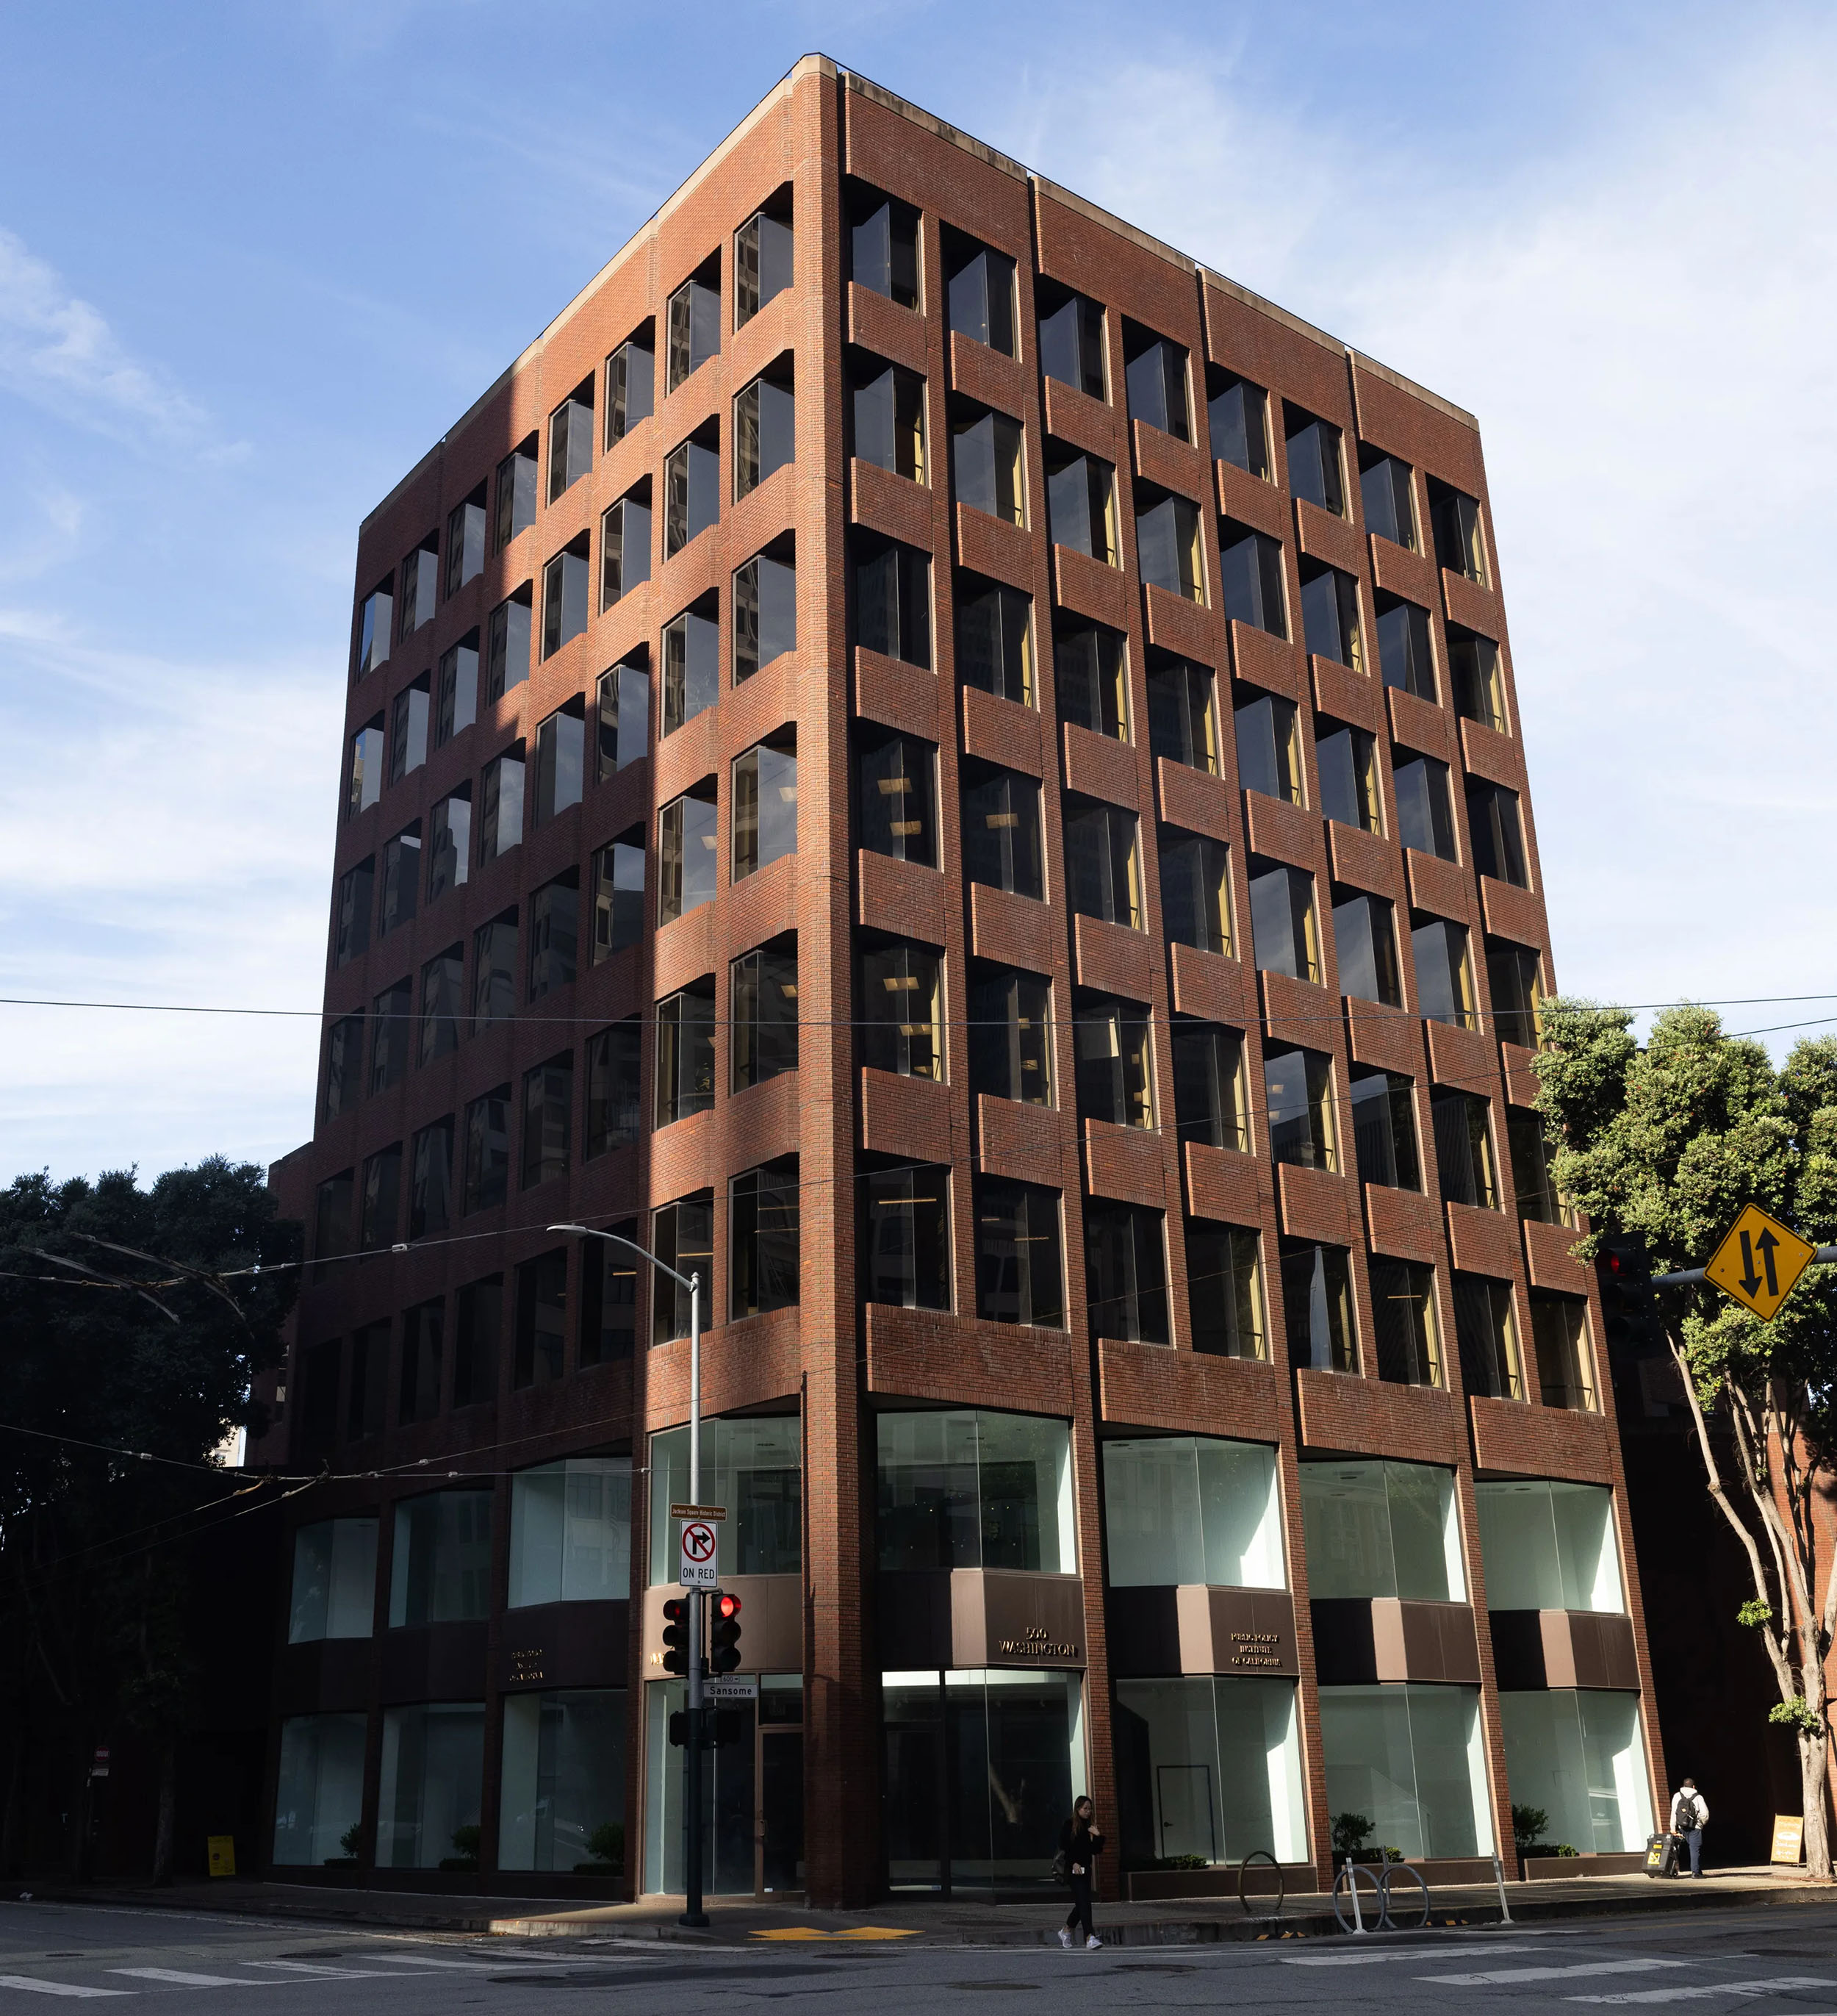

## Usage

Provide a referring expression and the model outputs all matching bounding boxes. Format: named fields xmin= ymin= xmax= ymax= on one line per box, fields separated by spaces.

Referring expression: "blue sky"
xmin=2 ymin=0 xmax=1833 ymax=1183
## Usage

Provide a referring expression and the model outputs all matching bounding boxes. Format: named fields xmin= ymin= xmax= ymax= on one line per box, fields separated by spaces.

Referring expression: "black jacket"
xmin=1059 ymin=1818 xmax=1104 ymax=1865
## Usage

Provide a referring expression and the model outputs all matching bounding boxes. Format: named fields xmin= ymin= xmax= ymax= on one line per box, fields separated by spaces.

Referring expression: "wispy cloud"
xmin=0 ymin=226 xmax=212 ymax=445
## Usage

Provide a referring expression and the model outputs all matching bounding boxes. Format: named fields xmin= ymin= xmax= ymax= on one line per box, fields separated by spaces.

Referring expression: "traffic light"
xmin=1598 ymin=1238 xmax=1661 ymax=1356
xmin=661 ymin=1596 xmax=692 ymax=1676
xmin=709 ymin=1590 xmax=744 ymax=1675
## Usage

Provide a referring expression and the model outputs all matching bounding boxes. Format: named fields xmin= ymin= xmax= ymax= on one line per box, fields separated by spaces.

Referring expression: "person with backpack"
xmin=1054 ymin=1796 xmax=1104 ymax=1948
xmin=1669 ymin=1779 xmax=1709 ymax=1876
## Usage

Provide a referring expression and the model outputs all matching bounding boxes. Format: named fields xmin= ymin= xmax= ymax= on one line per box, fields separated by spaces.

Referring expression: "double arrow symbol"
xmin=1739 ymin=1227 xmax=1780 ymax=1298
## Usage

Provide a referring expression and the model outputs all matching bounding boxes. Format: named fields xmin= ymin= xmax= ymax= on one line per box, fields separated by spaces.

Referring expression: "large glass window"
xmin=733 ymin=937 xmax=799 ymax=1091
xmin=1234 ymin=690 xmax=1303 ymax=806
xmin=1317 ymin=721 xmax=1381 ymax=835
xmin=347 ymin=718 xmax=384 ymax=821
xmin=1123 ymin=322 xmax=1190 ymax=441
xmin=1299 ymin=562 xmax=1362 ymax=672
xmin=1450 ymin=625 xmax=1508 ymax=733
xmin=736 ymin=204 xmax=793 ymax=325
xmin=463 ymin=1086 xmax=511 ymax=1212
xmin=1103 ymin=1436 xmax=1281 ymax=1588
xmin=1300 ymin=1459 xmax=1464 ymax=1601
xmin=1476 ymin=1480 xmax=1622 ymax=1613
xmin=495 ymin=436 xmax=538 ymax=551
xmin=1135 ymin=489 xmax=1203 ymax=600
xmin=943 ymin=232 xmax=1016 ymax=356
xmin=1498 ymin=1692 xmax=1651 ymax=1856
xmin=650 ymin=1417 xmax=802 ymax=1581
xmin=592 ymin=831 xmax=644 ymax=961
xmin=1429 ymin=478 xmax=1488 ymax=584
xmin=1350 ymin=1067 xmax=1419 ymax=1191
xmin=1265 ymin=1046 xmax=1336 ymax=1172
xmin=1063 ymin=797 xmax=1141 ymax=929
xmin=860 ymin=937 xmax=943 ymax=1082
xmin=1488 ymin=940 xmax=1545 ymax=1050
xmin=273 ymin=1715 xmax=367 ymax=1868
xmin=1085 ymin=1199 xmax=1169 ymax=1344
xmin=731 ymin=1156 xmax=800 ymax=1319
xmin=532 ymin=704 xmax=585 ymax=827
xmin=1161 ymin=830 xmax=1232 ymax=955
xmin=1045 ymin=445 xmax=1118 ymax=565
xmin=957 ymin=576 xmax=1032 ymax=704
xmin=1248 ymin=860 xmax=1320 ymax=983
xmin=542 ymin=536 xmax=590 ymax=656
xmin=513 ymin=1249 xmax=568 ymax=1388
xmin=1074 ymin=994 xmax=1154 ymax=1130
xmin=398 ymin=1297 xmax=443 ymax=1419
xmin=389 ymin=678 xmax=428 ymax=786
xmin=527 ymin=875 xmax=578 ymax=1001
xmin=1039 ymin=284 xmax=1105 ymax=398
xmin=733 ymin=733 xmax=798 ymax=879
xmin=974 ymin=1177 xmax=1063 ymax=1328
xmin=1185 ymin=1222 xmax=1266 ymax=1360
xmin=1207 ymin=373 xmax=1270 ymax=479
xmin=355 ymin=582 xmax=392 ymax=680
xmin=853 ymin=532 xmax=931 ymax=667
xmin=734 ymin=545 xmax=797 ymax=681
xmin=1284 ymin=406 xmax=1345 ymax=515
xmin=952 ymin=402 xmax=1025 ymax=525
xmin=1334 ymin=889 xmax=1401 ymax=1007
xmin=1115 ymin=1678 xmax=1307 ymax=1870
xmin=1454 ymin=1274 xmax=1523 ymax=1400
xmin=470 ymin=913 xmax=517 ymax=1031
xmin=601 ymin=487 xmax=652 ymax=609
xmin=547 ymin=377 xmax=594 ymax=501
xmin=486 ymin=587 xmax=532 ymax=700
xmin=508 ymin=1457 xmax=633 ymax=1607
xmin=968 ymin=965 xmax=1053 ymax=1108
xmin=877 ymin=1409 xmax=1074 ymax=1573
xmin=597 ymin=660 xmax=650 ymax=780
xmin=1377 ymin=595 xmax=1435 ymax=700
xmin=389 ymin=1490 xmax=493 ymax=1626
xmin=1369 ymin=1258 xmax=1442 ymax=1388
xmin=652 ymin=1191 xmax=713 ymax=1345
xmin=1281 ymin=1238 xmax=1355 ymax=1372
xmin=435 ymin=634 xmax=478 ymax=747
xmin=585 ymin=1020 xmax=642 ymax=1155
xmin=500 ymin=1690 xmax=628 ymax=1875
xmin=1359 ymin=450 xmax=1416 ymax=549
xmin=655 ymin=977 xmax=716 ymax=1127
xmin=377 ymin=1703 xmax=485 ymax=1870
xmin=658 ymin=783 xmax=719 ymax=923
xmin=859 ymin=728 xmax=938 ymax=868
xmin=477 ymin=744 xmax=525 ymax=863
xmin=963 ymin=763 xmax=1044 ymax=900
xmin=849 ymin=185 xmax=919 ymax=307
xmin=1056 ymin=620 xmax=1129 ymax=742
xmin=1434 ymin=1088 xmax=1500 ymax=1209
xmin=1532 ymin=1294 xmax=1597 ymax=1412
xmin=1146 ymin=654 xmax=1218 ymax=774
xmin=333 ymin=857 xmax=373 ymax=966
xmin=863 ymin=1163 xmax=952 ymax=1311
xmin=733 ymin=368 xmax=794 ymax=500
xmin=426 ymin=792 xmax=470 ymax=903
xmin=1414 ymin=916 xmax=1478 ymax=1029
xmin=1219 ymin=523 xmax=1286 ymax=636
xmin=579 ymin=1221 xmax=638 ymax=1363
xmin=665 ymin=262 xmax=720 ymax=393
xmin=1173 ymin=1021 xmax=1248 ymax=1152
xmin=606 ymin=334 xmax=654 ymax=445
xmin=851 ymin=354 xmax=927 ymax=481
xmin=324 ymin=1013 xmax=362 ymax=1120
xmin=662 ymin=595 xmax=719 ymax=733
xmin=1467 ymin=778 xmax=1530 ymax=888
xmin=288 ymin=1519 xmax=378 ymax=1642
xmin=1317 ymin=1683 xmax=1492 ymax=1858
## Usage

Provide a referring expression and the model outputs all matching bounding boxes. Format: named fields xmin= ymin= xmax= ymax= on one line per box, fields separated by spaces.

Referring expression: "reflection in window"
xmin=1146 ymin=656 xmax=1216 ymax=774
xmin=1359 ymin=449 xmax=1416 ymax=548
xmin=1172 ymin=1020 xmax=1247 ymax=1152
xmin=1284 ymin=405 xmax=1345 ymax=515
xmin=495 ymin=436 xmax=538 ymax=551
xmin=1316 ymin=720 xmax=1381 ymax=835
xmin=1074 ymin=994 xmax=1154 ymax=1130
xmin=1085 ymin=1200 xmax=1170 ymax=1344
xmin=547 ymin=376 xmax=594 ymax=503
xmin=652 ymin=1192 xmax=713 ymax=1345
xmin=1265 ymin=1047 xmax=1336 ymax=1172
xmin=650 ymin=1416 xmax=802 ymax=1579
xmin=858 ymin=727 xmax=938 ymax=867
xmin=527 ymin=874 xmax=578 ymax=1000
xmin=486 ymin=586 xmax=532 ymax=700
xmin=957 ymin=576 xmax=1032 ymax=703
xmin=532 ymin=704 xmax=584 ymax=828
xmin=877 ymin=1410 xmax=1074 ymax=1572
xmin=733 ymin=546 xmax=796 ymax=682
xmin=542 ymin=536 xmax=590 ymax=657
xmin=324 ymin=1012 xmax=362 ymax=1120
xmin=664 ymin=427 xmax=719 ymax=557
xmin=1376 ymin=593 xmax=1434 ymax=701
xmin=848 ymin=184 xmax=919 ymax=307
xmin=435 ymin=634 xmax=478 ymax=747
xmin=736 ymin=204 xmax=793 ymax=325
xmin=1102 ymin=1435 xmax=1281 ymax=1586
xmin=1135 ymin=488 xmax=1203 ymax=601
xmin=348 ymin=717 xmax=384 ymax=821
xmin=355 ymin=580 xmax=392 ymax=679
xmin=1414 ymin=915 xmax=1478 ymax=1029
xmin=963 ymin=762 xmax=1044 ymax=900
xmin=665 ymin=262 xmax=720 ymax=394
xmin=1218 ymin=523 xmax=1286 ymax=637
xmin=1449 ymin=625 xmax=1508 ymax=733
xmin=968 ymin=965 xmax=1052 ymax=1108
xmin=1234 ymin=689 xmax=1303 ymax=806
xmin=732 ymin=937 xmax=798 ymax=1091
xmin=398 ymin=1299 xmax=443 ymax=1424
xmin=1123 ymin=322 xmax=1190 ymax=441
xmin=1057 ymin=622 xmax=1128 ymax=741
xmin=601 ymin=489 xmax=652 ymax=608
xmin=477 ymin=745 xmax=525 ymax=864
xmin=521 ymin=1056 xmax=572 ymax=1189
xmin=426 ymin=792 xmax=470 ymax=903
xmin=731 ymin=1156 xmax=800 ymax=1319
xmin=584 ymin=1021 xmax=642 ymax=1157
xmin=1429 ymin=478 xmax=1488 ymax=584
xmin=605 ymin=334 xmax=654 ymax=445
xmin=370 ymin=979 xmax=411 ymax=1094
xmin=943 ymin=230 xmax=1015 ymax=356
xmin=592 ymin=831 xmax=644 ymax=961
xmin=508 ymin=1457 xmax=632 ymax=1606
xmin=1045 ymin=445 xmax=1118 ymax=565
xmin=389 ymin=1490 xmax=494 ymax=1624
xmin=1207 ymin=371 xmax=1270 ymax=479
xmin=1184 ymin=1222 xmax=1266 ymax=1359
xmin=1063 ymin=797 xmax=1140 ymax=928
xmin=974 ymin=1178 xmax=1063 ymax=1328
xmin=579 ymin=1222 xmax=639 ymax=1365
xmin=657 ymin=783 xmax=718 ymax=924
xmin=409 ymin=1118 xmax=453 ymax=1239
xmin=1299 ymin=561 xmax=1362 ymax=672
xmin=1161 ymin=830 xmax=1232 ymax=955
xmin=445 ymin=487 xmax=486 ymax=595
xmin=1333 ymin=888 xmax=1401 ymax=1007
xmin=862 ymin=1162 xmax=952 ymax=1310
xmin=1349 ymin=1067 xmax=1419 ymax=1190
xmin=379 ymin=826 xmax=420 ymax=936
xmin=1532 ymin=1294 xmax=1596 ymax=1410
xmin=1453 ymin=1275 xmax=1523 ymax=1400
xmin=1370 ymin=1258 xmax=1442 ymax=1387
xmin=470 ymin=912 xmax=517 ymax=1032
xmin=334 ymin=859 xmax=373 ymax=967
xmin=732 ymin=733 xmax=797 ymax=880
xmin=1039 ymin=285 xmax=1105 ymax=398
xmin=1467 ymin=778 xmax=1529 ymax=888
xmin=861 ymin=937 xmax=943 ymax=1082
xmin=655 ymin=977 xmax=716 ymax=1127
xmin=462 ymin=1086 xmax=510 ymax=1213
xmin=389 ymin=679 xmax=428 ymax=786
xmin=596 ymin=660 xmax=650 ymax=779
xmin=852 ymin=532 xmax=931 ymax=667
xmin=1300 ymin=1460 xmax=1464 ymax=1601
xmin=289 ymin=1518 xmax=378 ymax=1641
xmin=851 ymin=354 xmax=926 ymax=481
xmin=734 ymin=367 xmax=794 ymax=499
xmin=1248 ymin=858 xmax=1320 ymax=983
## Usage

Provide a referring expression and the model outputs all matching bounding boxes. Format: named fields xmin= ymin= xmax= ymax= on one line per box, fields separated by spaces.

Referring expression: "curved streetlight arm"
xmin=547 ymin=1222 xmax=696 ymax=1295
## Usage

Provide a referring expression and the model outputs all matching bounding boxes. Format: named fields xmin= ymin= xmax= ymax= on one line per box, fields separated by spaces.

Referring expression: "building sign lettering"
xmin=997 ymin=1623 xmax=1081 ymax=1661
xmin=506 ymin=1647 xmax=547 ymax=1686
xmin=1227 ymin=1629 xmax=1284 ymax=1670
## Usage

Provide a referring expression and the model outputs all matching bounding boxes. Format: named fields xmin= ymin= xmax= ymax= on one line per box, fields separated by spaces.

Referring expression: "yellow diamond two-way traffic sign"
xmin=1705 ymin=1205 xmax=1817 ymax=1321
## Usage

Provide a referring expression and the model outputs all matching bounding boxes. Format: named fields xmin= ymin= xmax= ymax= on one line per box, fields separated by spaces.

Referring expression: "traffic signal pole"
xmin=683 ymin=1266 xmax=706 ymax=1928
xmin=547 ymin=1224 xmax=706 ymax=1927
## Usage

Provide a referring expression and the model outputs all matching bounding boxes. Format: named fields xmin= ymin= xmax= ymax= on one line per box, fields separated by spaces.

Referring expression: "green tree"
xmin=1535 ymin=1002 xmax=1837 ymax=1876
xmin=0 ymin=1158 xmax=298 ymax=1880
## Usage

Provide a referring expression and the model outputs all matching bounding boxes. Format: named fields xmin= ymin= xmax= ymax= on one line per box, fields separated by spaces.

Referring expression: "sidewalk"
xmin=18 ymin=1864 xmax=1833 ymax=1947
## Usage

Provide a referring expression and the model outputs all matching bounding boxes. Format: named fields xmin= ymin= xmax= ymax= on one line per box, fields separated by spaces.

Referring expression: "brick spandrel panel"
xmin=267 ymin=54 xmax=1661 ymax=1907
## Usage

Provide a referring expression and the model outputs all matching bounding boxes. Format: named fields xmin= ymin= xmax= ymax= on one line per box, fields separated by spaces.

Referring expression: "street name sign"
xmin=679 ymin=1518 xmax=719 ymax=1589
xmin=1705 ymin=1204 xmax=1816 ymax=1321
xmin=669 ymin=1502 xmax=727 ymax=1522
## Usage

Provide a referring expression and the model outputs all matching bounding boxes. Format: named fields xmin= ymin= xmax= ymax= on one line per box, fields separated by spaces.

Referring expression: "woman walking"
xmin=1056 ymin=1796 xmax=1104 ymax=1949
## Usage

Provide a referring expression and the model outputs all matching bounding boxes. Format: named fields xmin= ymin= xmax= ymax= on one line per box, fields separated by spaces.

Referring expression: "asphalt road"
xmin=5 ymin=1895 xmax=1837 ymax=2011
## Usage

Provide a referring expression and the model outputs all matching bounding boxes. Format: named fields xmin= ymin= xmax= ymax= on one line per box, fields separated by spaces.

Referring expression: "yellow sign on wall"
xmin=1705 ymin=1205 xmax=1816 ymax=1321
xmin=206 ymin=1835 xmax=236 ymax=1878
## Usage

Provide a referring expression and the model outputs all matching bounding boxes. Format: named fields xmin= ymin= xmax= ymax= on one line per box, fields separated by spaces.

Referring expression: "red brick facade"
xmin=257 ymin=56 xmax=1661 ymax=1906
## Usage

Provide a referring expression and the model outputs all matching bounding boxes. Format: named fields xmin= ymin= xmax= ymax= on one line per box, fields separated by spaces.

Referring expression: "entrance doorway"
xmin=642 ymin=1675 xmax=805 ymax=1897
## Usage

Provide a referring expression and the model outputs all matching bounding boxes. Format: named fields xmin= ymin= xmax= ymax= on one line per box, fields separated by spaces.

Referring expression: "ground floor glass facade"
xmin=377 ymin=1701 xmax=485 ymax=1869
xmin=1113 ymin=1676 xmax=1306 ymax=1868
xmin=272 ymin=1712 xmax=366 ymax=1866
xmin=1317 ymin=1683 xmax=1494 ymax=1858
xmin=643 ymin=1677 xmax=805 ymax=1895
xmin=882 ymin=1669 xmax=1085 ymax=1893
xmin=500 ymin=1687 xmax=627 ymax=1873
xmin=1499 ymin=1689 xmax=1651 ymax=1854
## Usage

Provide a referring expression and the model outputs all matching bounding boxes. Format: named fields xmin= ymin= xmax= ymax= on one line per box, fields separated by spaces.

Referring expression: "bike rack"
xmin=1236 ymin=1848 xmax=1285 ymax=1921
xmin=1331 ymin=1856 xmax=1432 ymax=1934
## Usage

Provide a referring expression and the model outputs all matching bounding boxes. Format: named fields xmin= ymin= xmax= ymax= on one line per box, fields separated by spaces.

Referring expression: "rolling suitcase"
xmin=1644 ymin=1832 xmax=1680 ymax=1877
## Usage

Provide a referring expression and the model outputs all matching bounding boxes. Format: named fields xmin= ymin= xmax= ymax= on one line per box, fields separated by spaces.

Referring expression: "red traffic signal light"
xmin=661 ymin=1596 xmax=692 ymax=1676
xmin=710 ymin=1590 xmax=744 ymax=1674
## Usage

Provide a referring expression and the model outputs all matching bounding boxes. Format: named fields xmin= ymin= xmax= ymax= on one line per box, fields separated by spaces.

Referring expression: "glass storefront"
xmin=876 ymin=1410 xmax=1075 ymax=1571
xmin=389 ymin=1490 xmax=493 ymax=1626
xmin=1113 ymin=1676 xmax=1306 ymax=1867
xmin=272 ymin=1712 xmax=367 ymax=1865
xmin=500 ymin=1688 xmax=627 ymax=1873
xmin=1317 ymin=1682 xmax=1493 ymax=1857
xmin=288 ymin=1519 xmax=378 ymax=1641
xmin=648 ymin=1418 xmax=802 ymax=1583
xmin=508 ymin=1457 xmax=631 ymax=1606
xmin=643 ymin=1675 xmax=805 ymax=1895
xmin=1476 ymin=1479 xmax=1624 ymax=1612
xmin=376 ymin=1701 xmax=485 ymax=1869
xmin=1300 ymin=1459 xmax=1464 ymax=1601
xmin=1101 ymin=1436 xmax=1283 ymax=1587
xmin=882 ymin=1668 xmax=1084 ymax=1892
xmin=1499 ymin=1689 xmax=1651 ymax=1853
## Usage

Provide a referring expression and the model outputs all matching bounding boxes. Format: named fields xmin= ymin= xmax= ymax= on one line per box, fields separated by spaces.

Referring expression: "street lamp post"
xmin=551 ymin=1222 xmax=705 ymax=1927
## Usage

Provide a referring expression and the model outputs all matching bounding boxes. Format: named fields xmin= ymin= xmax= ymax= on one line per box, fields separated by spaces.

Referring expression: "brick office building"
xmin=256 ymin=55 xmax=1664 ymax=1905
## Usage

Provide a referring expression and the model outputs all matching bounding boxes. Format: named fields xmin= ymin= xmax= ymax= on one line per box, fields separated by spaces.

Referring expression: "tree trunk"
xmin=152 ymin=1737 xmax=176 ymax=1887
xmin=1802 ymin=1732 xmax=1833 ymax=1879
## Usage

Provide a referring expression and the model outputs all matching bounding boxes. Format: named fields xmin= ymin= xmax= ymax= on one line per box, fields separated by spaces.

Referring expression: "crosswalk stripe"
xmin=107 ymin=1973 xmax=245 ymax=1988
xmin=0 ymin=1981 xmax=131 ymax=2000
xmin=1289 ymin=1946 xmax=1539 ymax=1967
xmin=1424 ymin=1962 xmax=1691 ymax=1986
xmin=1567 ymin=1979 xmax=1837 ymax=2005
xmin=364 ymin=1956 xmax=538 ymax=1972
xmin=245 ymin=1962 xmax=400 ymax=1980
